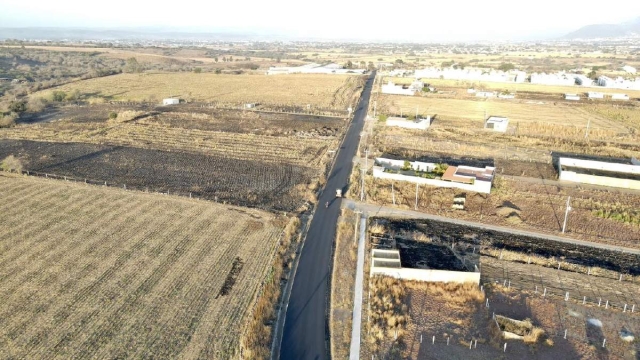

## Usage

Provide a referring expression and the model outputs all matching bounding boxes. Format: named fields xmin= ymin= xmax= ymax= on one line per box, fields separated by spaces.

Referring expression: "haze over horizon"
xmin=2 ymin=0 xmax=640 ymax=42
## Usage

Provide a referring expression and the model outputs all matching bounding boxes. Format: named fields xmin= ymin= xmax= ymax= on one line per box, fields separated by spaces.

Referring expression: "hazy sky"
xmin=2 ymin=0 xmax=640 ymax=41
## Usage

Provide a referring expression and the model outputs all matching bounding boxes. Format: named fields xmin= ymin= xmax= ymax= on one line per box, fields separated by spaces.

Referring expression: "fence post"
xmin=598 ymin=298 xmax=601 ymax=307
xmin=605 ymin=300 xmax=609 ymax=309
xmin=503 ymin=343 xmax=507 ymax=352
xmin=432 ymin=336 xmax=435 ymax=344
xmin=565 ymin=292 xmax=569 ymax=301
xmin=474 ymin=339 xmax=477 ymax=348
xmin=447 ymin=337 xmax=450 ymax=346
xmin=624 ymin=304 xmax=627 ymax=313
xmin=602 ymin=338 xmax=606 ymax=348
xmin=583 ymin=296 xmax=586 ymax=305
xmin=543 ymin=288 xmax=546 ymax=297
xmin=564 ymin=329 xmax=567 ymax=339
xmin=632 ymin=305 xmax=635 ymax=313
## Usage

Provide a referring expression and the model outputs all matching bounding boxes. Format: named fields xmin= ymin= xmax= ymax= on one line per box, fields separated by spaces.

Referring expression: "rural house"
xmin=484 ymin=116 xmax=509 ymax=132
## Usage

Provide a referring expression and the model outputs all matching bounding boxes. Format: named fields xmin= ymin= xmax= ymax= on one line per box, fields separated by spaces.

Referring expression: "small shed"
xmin=565 ymin=93 xmax=580 ymax=101
xmin=611 ymin=94 xmax=629 ymax=101
xmin=163 ymin=98 xmax=180 ymax=105
xmin=244 ymin=103 xmax=256 ymax=109
xmin=588 ymin=92 xmax=604 ymax=99
xmin=485 ymin=116 xmax=509 ymax=132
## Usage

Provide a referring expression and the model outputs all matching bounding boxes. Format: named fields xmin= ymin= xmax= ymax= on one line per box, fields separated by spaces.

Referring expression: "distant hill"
xmin=564 ymin=17 xmax=640 ymax=39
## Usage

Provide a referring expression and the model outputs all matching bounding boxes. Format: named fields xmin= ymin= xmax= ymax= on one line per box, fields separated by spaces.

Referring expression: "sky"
xmin=2 ymin=0 xmax=640 ymax=42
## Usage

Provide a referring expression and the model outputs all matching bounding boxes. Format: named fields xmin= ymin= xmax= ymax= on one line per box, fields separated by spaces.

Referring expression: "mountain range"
xmin=564 ymin=17 xmax=640 ymax=39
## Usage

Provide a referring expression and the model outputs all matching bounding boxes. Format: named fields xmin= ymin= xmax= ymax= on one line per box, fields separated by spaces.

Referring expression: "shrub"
xmin=378 ymin=114 xmax=388 ymax=122
xmin=108 ymin=112 xmax=118 ymax=119
xmin=9 ymin=100 xmax=27 ymax=113
xmin=1 ymin=155 xmax=23 ymax=173
xmin=0 ymin=113 xmax=18 ymax=128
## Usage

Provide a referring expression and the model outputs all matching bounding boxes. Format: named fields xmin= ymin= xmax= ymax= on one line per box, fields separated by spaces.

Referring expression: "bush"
xmin=9 ymin=100 xmax=27 ymax=113
xmin=52 ymin=90 xmax=67 ymax=102
xmin=27 ymin=97 xmax=47 ymax=112
xmin=108 ymin=112 xmax=118 ymax=119
xmin=378 ymin=114 xmax=388 ymax=122
xmin=0 ymin=113 xmax=18 ymax=128
xmin=1 ymin=155 xmax=23 ymax=173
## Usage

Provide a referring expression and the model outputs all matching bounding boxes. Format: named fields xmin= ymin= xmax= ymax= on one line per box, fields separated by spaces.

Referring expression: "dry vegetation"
xmin=35 ymin=73 xmax=364 ymax=109
xmin=0 ymin=174 xmax=290 ymax=359
xmin=330 ymin=209 xmax=358 ymax=359
xmin=365 ymin=276 xmax=408 ymax=358
xmin=350 ymin=175 xmax=640 ymax=248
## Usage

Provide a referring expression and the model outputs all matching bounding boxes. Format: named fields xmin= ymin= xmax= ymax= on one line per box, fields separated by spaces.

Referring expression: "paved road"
xmin=343 ymin=199 xmax=640 ymax=255
xmin=278 ymin=73 xmax=375 ymax=360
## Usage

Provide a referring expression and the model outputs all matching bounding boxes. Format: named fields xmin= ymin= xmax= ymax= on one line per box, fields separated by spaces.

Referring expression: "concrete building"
xmin=622 ymin=65 xmax=637 ymax=74
xmin=386 ymin=116 xmax=431 ymax=130
xmin=414 ymin=67 xmax=525 ymax=83
xmin=373 ymin=158 xmax=495 ymax=194
xmin=588 ymin=92 xmax=604 ymax=99
xmin=267 ymin=63 xmax=366 ymax=75
xmin=485 ymin=116 xmax=509 ymax=132
xmin=575 ymin=75 xmax=594 ymax=86
xmin=370 ymin=249 xmax=480 ymax=284
xmin=558 ymin=157 xmax=640 ymax=190
xmin=381 ymin=80 xmax=423 ymax=96
xmin=530 ymin=72 xmax=576 ymax=86
xmin=611 ymin=93 xmax=630 ymax=101
xmin=565 ymin=93 xmax=580 ymax=101
xmin=597 ymin=75 xmax=640 ymax=90
xmin=162 ymin=98 xmax=180 ymax=105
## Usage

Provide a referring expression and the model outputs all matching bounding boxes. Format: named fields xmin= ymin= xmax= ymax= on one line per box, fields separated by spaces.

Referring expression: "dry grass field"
xmin=0 ymin=174 xmax=287 ymax=359
xmin=35 ymin=73 xmax=364 ymax=109
xmin=378 ymin=95 xmax=631 ymax=134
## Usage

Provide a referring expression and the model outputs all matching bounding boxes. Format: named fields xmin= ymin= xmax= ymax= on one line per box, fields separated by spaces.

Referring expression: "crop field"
xmin=36 ymin=73 xmax=365 ymax=109
xmin=0 ymin=174 xmax=286 ymax=359
xmin=378 ymin=95 xmax=631 ymax=134
xmin=0 ymin=139 xmax=314 ymax=212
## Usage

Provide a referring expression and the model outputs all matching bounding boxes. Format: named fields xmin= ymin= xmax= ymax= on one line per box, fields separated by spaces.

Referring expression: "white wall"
xmin=163 ymin=98 xmax=179 ymax=105
xmin=373 ymin=166 xmax=492 ymax=194
xmin=371 ymin=266 xmax=481 ymax=284
xmin=375 ymin=158 xmax=436 ymax=172
xmin=559 ymin=171 xmax=640 ymax=190
xmin=381 ymin=83 xmax=415 ymax=96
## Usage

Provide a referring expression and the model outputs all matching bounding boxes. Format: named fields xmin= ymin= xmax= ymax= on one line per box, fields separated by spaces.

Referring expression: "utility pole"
xmin=360 ymin=168 xmax=366 ymax=202
xmin=562 ymin=196 xmax=572 ymax=233
xmin=415 ymin=183 xmax=419 ymax=210
xmin=392 ymin=182 xmax=395 ymax=205
xmin=585 ymin=119 xmax=591 ymax=139
xmin=365 ymin=149 xmax=370 ymax=173
xmin=373 ymin=100 xmax=377 ymax=118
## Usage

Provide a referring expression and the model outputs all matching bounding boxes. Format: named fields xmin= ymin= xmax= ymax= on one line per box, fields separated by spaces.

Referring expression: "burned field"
xmin=0 ymin=139 xmax=313 ymax=212
xmin=380 ymin=218 xmax=640 ymax=276
xmin=396 ymin=240 xmax=466 ymax=271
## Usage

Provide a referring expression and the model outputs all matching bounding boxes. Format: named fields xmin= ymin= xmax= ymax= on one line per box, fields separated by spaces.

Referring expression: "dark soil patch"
xmin=380 ymin=218 xmax=640 ymax=275
xmin=216 ymin=257 xmax=244 ymax=298
xmin=396 ymin=239 xmax=466 ymax=271
xmin=0 ymin=139 xmax=312 ymax=212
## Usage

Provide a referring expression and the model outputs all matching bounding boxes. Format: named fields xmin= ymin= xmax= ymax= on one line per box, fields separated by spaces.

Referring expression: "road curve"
xmin=278 ymin=73 xmax=375 ymax=360
xmin=343 ymin=199 xmax=640 ymax=255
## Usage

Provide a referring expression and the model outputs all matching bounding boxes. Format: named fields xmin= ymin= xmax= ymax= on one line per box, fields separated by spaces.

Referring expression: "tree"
xmin=345 ymin=60 xmax=353 ymax=69
xmin=402 ymin=160 xmax=411 ymax=171
xmin=229 ymin=56 xmax=233 ymax=62
xmin=498 ymin=63 xmax=515 ymax=72
xmin=395 ymin=59 xmax=404 ymax=65
xmin=359 ymin=61 xmax=366 ymax=68
xmin=214 ymin=57 xmax=218 ymax=62
xmin=0 ymin=155 xmax=22 ymax=173
xmin=8 ymin=100 xmax=27 ymax=113
xmin=214 ymin=68 xmax=222 ymax=74
xmin=222 ymin=56 xmax=227 ymax=62
xmin=125 ymin=57 xmax=141 ymax=73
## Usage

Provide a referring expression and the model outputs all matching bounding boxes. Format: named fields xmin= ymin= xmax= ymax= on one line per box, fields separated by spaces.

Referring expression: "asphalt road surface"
xmin=279 ymin=73 xmax=375 ymax=360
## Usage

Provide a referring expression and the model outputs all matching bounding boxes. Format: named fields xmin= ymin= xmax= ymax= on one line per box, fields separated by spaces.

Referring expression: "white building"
xmin=414 ymin=67 xmax=525 ymax=83
xmin=485 ymin=116 xmax=509 ymax=132
xmin=588 ymin=92 xmax=604 ymax=99
xmin=558 ymin=157 xmax=640 ymax=190
xmin=597 ymin=76 xmax=640 ymax=90
xmin=381 ymin=80 xmax=423 ymax=96
xmin=386 ymin=116 xmax=431 ymax=130
xmin=373 ymin=158 xmax=495 ymax=194
xmin=530 ymin=72 xmax=576 ymax=86
xmin=267 ymin=63 xmax=366 ymax=75
xmin=575 ymin=75 xmax=594 ymax=86
xmin=565 ymin=93 xmax=580 ymax=101
xmin=611 ymin=93 xmax=630 ymax=101
xmin=622 ymin=65 xmax=637 ymax=74
xmin=162 ymin=98 xmax=180 ymax=105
